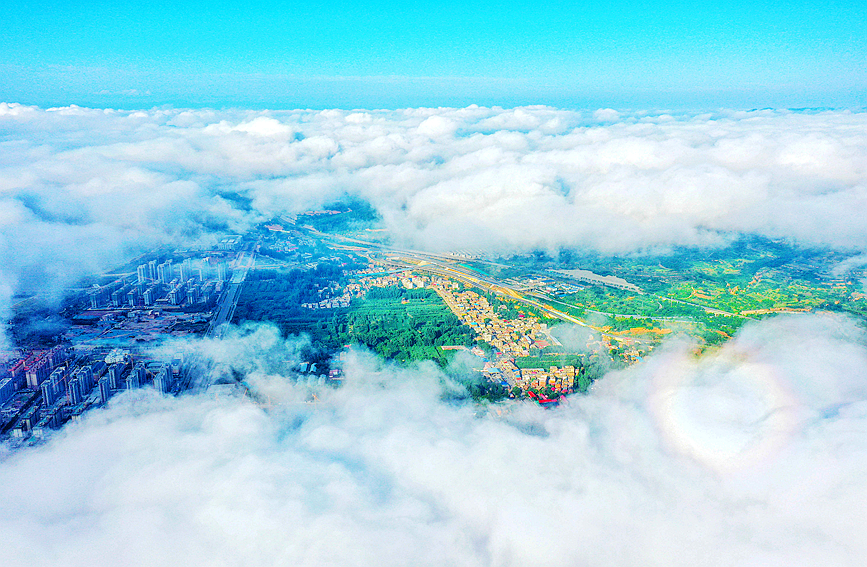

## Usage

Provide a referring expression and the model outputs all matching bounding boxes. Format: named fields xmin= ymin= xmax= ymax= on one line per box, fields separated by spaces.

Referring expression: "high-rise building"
xmin=89 ymin=289 xmax=103 ymax=309
xmin=41 ymin=379 xmax=57 ymax=405
xmin=168 ymin=282 xmax=185 ymax=305
xmin=67 ymin=378 xmax=83 ymax=405
xmin=179 ymin=258 xmax=193 ymax=282
xmin=153 ymin=366 xmax=170 ymax=394
xmin=4 ymin=359 xmax=27 ymax=391
xmin=200 ymin=281 xmax=214 ymax=303
xmin=47 ymin=346 xmax=67 ymax=368
xmin=126 ymin=363 xmax=146 ymax=390
xmin=25 ymin=356 xmax=51 ymax=388
xmin=98 ymin=378 xmax=112 ymax=404
xmin=48 ymin=367 xmax=65 ymax=389
xmin=0 ymin=376 xmax=17 ymax=405
xmin=148 ymin=260 xmax=158 ymax=280
xmin=79 ymin=366 xmax=94 ymax=392
xmin=111 ymin=284 xmax=133 ymax=307
xmin=157 ymin=262 xmax=173 ymax=284
xmin=107 ymin=363 xmax=128 ymax=389
xmin=41 ymin=367 xmax=65 ymax=405
xmin=187 ymin=285 xmax=199 ymax=304
xmin=217 ymin=263 xmax=228 ymax=282
xmin=137 ymin=264 xmax=148 ymax=284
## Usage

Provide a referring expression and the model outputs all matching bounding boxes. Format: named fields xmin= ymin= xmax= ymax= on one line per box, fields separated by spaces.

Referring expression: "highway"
xmin=307 ymin=226 xmax=705 ymax=345
xmin=207 ymin=247 xmax=257 ymax=338
xmin=298 ymin=224 xmax=615 ymax=333
xmin=377 ymin=253 xmax=619 ymax=335
xmin=180 ymin=247 xmax=258 ymax=393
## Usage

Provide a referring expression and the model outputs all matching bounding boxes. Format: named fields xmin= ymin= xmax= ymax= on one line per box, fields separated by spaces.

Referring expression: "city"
xmin=0 ymin=237 xmax=248 ymax=442
xmin=0 ymin=215 xmax=628 ymax=443
xmin=7 ymin=203 xmax=865 ymax=447
xmin=2 ymin=1 xmax=866 ymax=563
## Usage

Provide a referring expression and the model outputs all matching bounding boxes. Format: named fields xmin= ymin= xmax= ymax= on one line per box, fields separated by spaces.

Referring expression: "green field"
xmin=334 ymin=287 xmax=473 ymax=364
xmin=498 ymin=236 xmax=867 ymax=346
xmin=234 ymin=271 xmax=472 ymax=365
xmin=233 ymin=232 xmax=867 ymax=389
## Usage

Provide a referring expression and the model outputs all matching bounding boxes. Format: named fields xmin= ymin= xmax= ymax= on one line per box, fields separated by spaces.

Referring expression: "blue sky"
xmin=1 ymin=0 xmax=865 ymax=108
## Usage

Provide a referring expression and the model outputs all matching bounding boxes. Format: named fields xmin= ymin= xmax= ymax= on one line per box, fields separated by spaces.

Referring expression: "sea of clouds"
xmin=2 ymin=317 xmax=866 ymax=566
xmin=2 ymin=103 xmax=867 ymax=565
xmin=2 ymin=103 xmax=866 ymax=303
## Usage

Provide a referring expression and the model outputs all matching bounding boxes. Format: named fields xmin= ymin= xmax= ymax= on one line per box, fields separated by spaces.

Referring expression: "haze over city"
xmin=1 ymin=2 xmax=866 ymax=566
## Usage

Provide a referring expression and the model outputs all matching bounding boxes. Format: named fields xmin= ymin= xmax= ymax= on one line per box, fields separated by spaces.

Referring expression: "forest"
xmin=234 ymin=270 xmax=474 ymax=366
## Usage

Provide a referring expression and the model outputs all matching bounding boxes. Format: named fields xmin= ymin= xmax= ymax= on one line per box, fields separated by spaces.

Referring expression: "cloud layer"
xmin=3 ymin=104 xmax=867 ymax=563
xmin=3 ymin=103 xmax=867 ymax=264
xmin=2 ymin=101 xmax=866 ymax=347
xmin=1 ymin=315 xmax=866 ymax=566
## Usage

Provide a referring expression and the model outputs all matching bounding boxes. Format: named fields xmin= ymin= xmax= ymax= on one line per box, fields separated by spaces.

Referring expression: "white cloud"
xmin=417 ymin=115 xmax=458 ymax=138
xmin=593 ymin=108 xmax=620 ymax=122
xmin=1 ymin=315 xmax=866 ymax=566
xmin=2 ymin=103 xmax=867 ymax=349
xmin=2 ymin=104 xmax=867 ymax=562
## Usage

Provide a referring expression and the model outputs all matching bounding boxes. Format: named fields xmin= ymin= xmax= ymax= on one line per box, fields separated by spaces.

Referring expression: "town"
xmin=4 ymin=206 xmax=867 ymax=446
xmin=0 ymin=236 xmax=250 ymax=444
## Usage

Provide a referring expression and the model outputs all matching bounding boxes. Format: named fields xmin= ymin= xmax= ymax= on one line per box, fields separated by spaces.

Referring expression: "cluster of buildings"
xmin=333 ymin=258 xmax=613 ymax=397
xmin=89 ymin=257 xmax=230 ymax=309
xmin=433 ymin=286 xmax=546 ymax=359
xmin=1 ymin=347 xmax=183 ymax=442
xmin=301 ymin=292 xmax=351 ymax=309
xmin=300 ymin=276 xmax=358 ymax=310
xmin=356 ymin=271 xmax=408 ymax=290
xmin=352 ymin=270 xmax=431 ymax=291
xmin=300 ymin=270 xmax=432 ymax=310
xmin=216 ymin=235 xmax=242 ymax=251
xmin=346 ymin=267 xmax=586 ymax=395
xmin=264 ymin=225 xmax=313 ymax=255
xmin=429 ymin=283 xmax=585 ymax=394
xmin=0 ymin=346 xmax=69 ymax=407
xmin=517 ymin=365 xmax=577 ymax=393
xmin=503 ymin=275 xmax=584 ymax=296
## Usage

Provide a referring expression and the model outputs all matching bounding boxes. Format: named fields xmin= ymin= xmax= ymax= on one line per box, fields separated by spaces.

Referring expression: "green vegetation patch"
xmin=338 ymin=287 xmax=473 ymax=364
xmin=514 ymin=354 xmax=586 ymax=369
xmin=235 ymin=269 xmax=473 ymax=366
xmin=303 ymin=199 xmax=380 ymax=233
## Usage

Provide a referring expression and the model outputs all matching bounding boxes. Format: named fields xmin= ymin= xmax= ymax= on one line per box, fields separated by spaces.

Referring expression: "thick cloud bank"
xmin=2 ymin=315 xmax=866 ymax=566
xmin=2 ymin=104 xmax=867 ymax=563
xmin=4 ymin=103 xmax=867 ymax=340
xmin=3 ymin=104 xmax=867 ymax=260
xmin=2 ymin=103 xmax=867 ymax=305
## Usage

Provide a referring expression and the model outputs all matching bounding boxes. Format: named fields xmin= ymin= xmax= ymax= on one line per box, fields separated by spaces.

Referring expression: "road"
xmin=179 ymin=247 xmax=258 ymax=393
xmin=375 ymin=252 xmax=638 ymax=340
xmin=306 ymin=226 xmax=751 ymax=344
xmin=304 ymin=228 xmax=636 ymax=336
xmin=648 ymin=293 xmax=745 ymax=318
xmin=207 ymin=247 xmax=257 ymax=338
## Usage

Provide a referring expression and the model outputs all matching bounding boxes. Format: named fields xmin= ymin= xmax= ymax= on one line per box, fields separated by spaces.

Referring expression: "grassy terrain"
xmin=334 ymin=287 xmax=473 ymax=364
xmin=497 ymin=236 xmax=867 ymax=345
xmin=514 ymin=354 xmax=586 ymax=369
xmin=234 ymin=272 xmax=472 ymax=365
